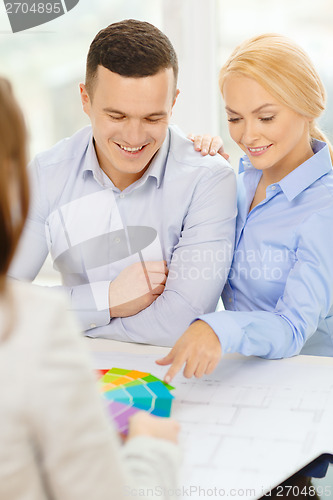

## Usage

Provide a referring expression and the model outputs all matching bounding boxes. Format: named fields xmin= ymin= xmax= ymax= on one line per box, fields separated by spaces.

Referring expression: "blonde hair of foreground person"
xmin=219 ymin=32 xmax=333 ymax=162
xmin=0 ymin=78 xmax=180 ymax=499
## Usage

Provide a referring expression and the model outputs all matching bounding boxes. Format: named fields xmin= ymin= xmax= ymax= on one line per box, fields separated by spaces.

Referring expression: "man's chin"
xmin=115 ymin=159 xmax=152 ymax=176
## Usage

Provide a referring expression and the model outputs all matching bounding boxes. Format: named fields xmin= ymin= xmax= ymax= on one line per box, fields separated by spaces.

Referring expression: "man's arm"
xmin=11 ymin=146 xmax=235 ymax=337
xmin=9 ymin=155 xmax=167 ymax=331
xmin=10 ymin=229 xmax=168 ymax=331
xmin=88 ymin=165 xmax=237 ymax=346
xmin=9 ymin=157 xmax=50 ymax=281
xmin=8 ymin=159 xmax=113 ymax=331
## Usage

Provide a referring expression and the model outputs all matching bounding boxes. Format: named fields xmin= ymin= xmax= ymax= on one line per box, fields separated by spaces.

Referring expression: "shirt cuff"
xmin=89 ymin=281 xmax=110 ymax=311
xmin=70 ymin=281 xmax=111 ymax=331
xmin=197 ymin=310 xmax=244 ymax=354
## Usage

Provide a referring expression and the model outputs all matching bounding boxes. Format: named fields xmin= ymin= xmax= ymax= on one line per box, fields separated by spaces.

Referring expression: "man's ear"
xmin=79 ymin=83 xmax=91 ymax=116
xmin=172 ymin=89 xmax=180 ymax=109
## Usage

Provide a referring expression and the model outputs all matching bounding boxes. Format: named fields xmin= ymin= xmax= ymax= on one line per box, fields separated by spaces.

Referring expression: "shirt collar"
xmin=133 ymin=127 xmax=170 ymax=190
xmin=81 ymin=127 xmax=170 ymax=191
xmin=82 ymin=131 xmax=106 ymax=186
xmin=279 ymin=140 xmax=332 ymax=201
xmin=239 ymin=140 xmax=332 ymax=201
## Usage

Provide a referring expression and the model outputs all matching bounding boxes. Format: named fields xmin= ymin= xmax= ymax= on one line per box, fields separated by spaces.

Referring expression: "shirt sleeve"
xmin=9 ymin=157 xmax=49 ymax=280
xmin=8 ymin=157 xmax=112 ymax=331
xmin=199 ymin=207 xmax=333 ymax=359
xmin=89 ymin=166 xmax=237 ymax=346
xmin=29 ymin=293 xmax=181 ymax=500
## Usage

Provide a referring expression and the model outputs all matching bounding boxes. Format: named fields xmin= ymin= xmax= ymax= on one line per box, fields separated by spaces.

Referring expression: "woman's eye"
xmin=260 ymin=116 xmax=275 ymax=122
xmin=227 ymin=117 xmax=241 ymax=123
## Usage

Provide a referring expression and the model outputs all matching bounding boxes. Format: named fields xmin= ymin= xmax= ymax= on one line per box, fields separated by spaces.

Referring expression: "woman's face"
xmin=223 ymin=74 xmax=313 ymax=180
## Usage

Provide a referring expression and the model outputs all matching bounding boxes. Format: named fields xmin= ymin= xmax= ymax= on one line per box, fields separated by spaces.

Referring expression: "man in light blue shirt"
xmin=10 ymin=19 xmax=236 ymax=346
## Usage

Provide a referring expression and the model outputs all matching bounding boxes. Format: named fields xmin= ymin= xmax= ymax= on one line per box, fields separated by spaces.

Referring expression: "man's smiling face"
xmin=80 ymin=65 xmax=179 ymax=190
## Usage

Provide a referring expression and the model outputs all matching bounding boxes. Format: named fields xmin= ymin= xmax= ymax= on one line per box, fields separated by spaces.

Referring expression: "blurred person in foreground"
xmin=0 ymin=76 xmax=181 ymax=500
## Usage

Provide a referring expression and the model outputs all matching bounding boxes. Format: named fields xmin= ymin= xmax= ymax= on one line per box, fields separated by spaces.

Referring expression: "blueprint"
xmin=91 ymin=350 xmax=333 ymax=499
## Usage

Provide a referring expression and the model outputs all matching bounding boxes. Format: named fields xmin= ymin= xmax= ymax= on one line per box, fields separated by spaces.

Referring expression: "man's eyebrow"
xmin=225 ymin=103 xmax=278 ymax=114
xmin=145 ymin=111 xmax=168 ymax=117
xmin=103 ymin=108 xmax=125 ymax=114
xmin=102 ymin=108 xmax=168 ymax=117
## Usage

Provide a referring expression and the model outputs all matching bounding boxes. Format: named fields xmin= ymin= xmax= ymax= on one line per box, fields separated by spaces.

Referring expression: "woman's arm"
xmin=30 ymin=293 xmax=181 ymax=500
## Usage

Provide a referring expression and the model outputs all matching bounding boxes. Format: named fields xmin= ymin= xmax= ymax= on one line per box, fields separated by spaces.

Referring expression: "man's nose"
xmin=122 ymin=119 xmax=146 ymax=146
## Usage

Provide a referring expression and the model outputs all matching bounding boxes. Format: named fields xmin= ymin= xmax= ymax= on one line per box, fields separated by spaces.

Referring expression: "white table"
xmin=85 ymin=337 xmax=333 ymax=500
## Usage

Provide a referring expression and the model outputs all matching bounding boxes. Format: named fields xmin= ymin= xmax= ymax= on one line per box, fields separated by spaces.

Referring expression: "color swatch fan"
xmin=96 ymin=368 xmax=175 ymax=434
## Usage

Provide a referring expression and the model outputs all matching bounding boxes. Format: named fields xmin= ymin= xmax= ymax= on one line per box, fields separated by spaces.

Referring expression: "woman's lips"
xmin=247 ymin=144 xmax=273 ymax=156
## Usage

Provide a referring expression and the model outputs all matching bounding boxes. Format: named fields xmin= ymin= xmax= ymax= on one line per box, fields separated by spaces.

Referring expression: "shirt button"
xmin=90 ymin=323 xmax=96 ymax=329
xmin=119 ymin=193 xmax=125 ymax=199
xmin=115 ymin=237 xmax=121 ymax=244
xmin=271 ymin=185 xmax=277 ymax=190
xmin=228 ymin=298 xmax=232 ymax=303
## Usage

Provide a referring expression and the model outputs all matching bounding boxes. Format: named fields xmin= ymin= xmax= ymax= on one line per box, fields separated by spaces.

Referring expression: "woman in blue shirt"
xmin=158 ymin=33 xmax=333 ymax=382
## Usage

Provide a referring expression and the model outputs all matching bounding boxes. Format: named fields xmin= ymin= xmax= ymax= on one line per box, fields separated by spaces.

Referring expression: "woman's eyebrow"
xmin=225 ymin=103 xmax=277 ymax=114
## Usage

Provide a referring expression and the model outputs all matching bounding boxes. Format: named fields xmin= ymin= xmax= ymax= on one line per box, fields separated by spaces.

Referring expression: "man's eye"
xmin=109 ymin=115 xmax=124 ymax=121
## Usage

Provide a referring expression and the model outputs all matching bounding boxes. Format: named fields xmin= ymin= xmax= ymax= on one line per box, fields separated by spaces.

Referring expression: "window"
xmin=0 ymin=0 xmax=163 ymax=157
xmin=216 ymin=0 xmax=333 ymax=167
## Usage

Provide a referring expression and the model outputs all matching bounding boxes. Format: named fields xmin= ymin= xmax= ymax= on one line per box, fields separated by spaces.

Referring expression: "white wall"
xmin=163 ymin=0 xmax=219 ymax=135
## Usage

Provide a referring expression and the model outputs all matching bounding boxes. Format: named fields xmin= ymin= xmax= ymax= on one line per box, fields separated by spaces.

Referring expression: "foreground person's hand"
xmin=127 ymin=412 xmax=180 ymax=444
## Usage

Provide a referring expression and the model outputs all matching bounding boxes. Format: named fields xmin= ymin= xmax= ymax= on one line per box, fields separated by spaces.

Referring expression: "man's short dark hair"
xmin=85 ymin=19 xmax=178 ymax=97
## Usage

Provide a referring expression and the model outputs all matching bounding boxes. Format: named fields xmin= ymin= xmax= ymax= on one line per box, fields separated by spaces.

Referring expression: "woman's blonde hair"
xmin=219 ymin=33 xmax=333 ymax=162
xmin=0 ymin=77 xmax=29 ymax=292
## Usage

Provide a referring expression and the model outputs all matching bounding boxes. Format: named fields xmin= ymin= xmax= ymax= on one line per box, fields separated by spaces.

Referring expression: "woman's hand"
xmin=156 ymin=320 xmax=222 ymax=383
xmin=188 ymin=133 xmax=229 ymax=160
